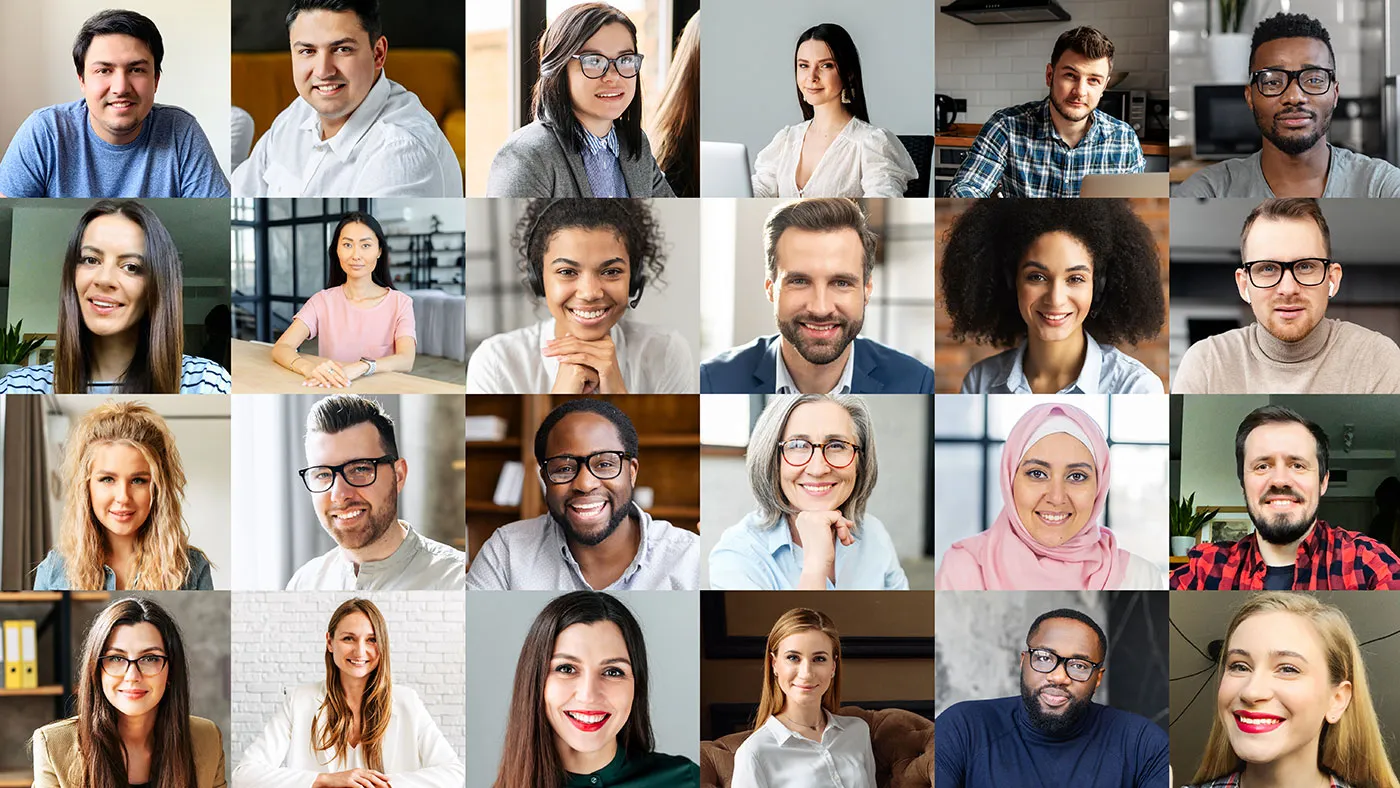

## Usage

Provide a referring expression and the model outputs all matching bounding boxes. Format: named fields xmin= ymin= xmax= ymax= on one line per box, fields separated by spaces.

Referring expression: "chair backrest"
xmin=898 ymin=135 xmax=934 ymax=198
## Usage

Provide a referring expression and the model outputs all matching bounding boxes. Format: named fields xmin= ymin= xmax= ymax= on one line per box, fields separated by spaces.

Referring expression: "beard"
xmin=1256 ymin=105 xmax=1332 ymax=156
xmin=323 ymin=489 xmax=398 ymax=550
xmin=550 ymin=491 xmax=635 ymax=547
xmin=1246 ymin=485 xmax=1318 ymax=545
xmin=1020 ymin=676 xmax=1092 ymax=736
xmin=777 ymin=311 xmax=863 ymax=365
xmin=1048 ymin=92 xmax=1093 ymax=123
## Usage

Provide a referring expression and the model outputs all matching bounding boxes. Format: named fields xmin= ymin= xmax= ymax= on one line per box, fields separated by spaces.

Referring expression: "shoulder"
xmin=498 ymin=121 xmax=564 ymax=155
xmin=18 ymin=102 xmax=78 ymax=133
xmin=962 ymin=348 xmax=1018 ymax=393
xmin=1094 ymin=703 xmax=1168 ymax=741
xmin=1120 ymin=552 xmax=1166 ymax=589
xmin=632 ymin=751 xmax=699 ymax=779
xmin=1175 ymin=155 xmax=1259 ymax=197
xmin=1099 ymin=345 xmax=1163 ymax=394
xmin=388 ymin=289 xmax=414 ymax=307
xmin=186 ymin=547 xmax=212 ymax=571
xmin=1184 ymin=327 xmax=1249 ymax=359
xmin=938 ymin=697 xmax=1014 ymax=728
xmin=148 ymin=103 xmax=201 ymax=130
xmin=472 ymin=323 xmax=543 ymax=365
xmin=1333 ymin=319 xmax=1400 ymax=352
xmin=712 ymin=512 xmax=774 ymax=550
xmin=418 ymin=531 xmax=468 ymax=562
xmin=856 ymin=512 xmax=896 ymax=543
xmin=762 ymin=123 xmax=804 ymax=146
xmin=855 ymin=336 xmax=930 ymax=371
xmin=287 ymin=681 xmax=327 ymax=706
xmin=983 ymin=101 xmax=1042 ymax=128
xmin=391 ymin=683 xmax=429 ymax=713
xmin=304 ymin=287 xmax=337 ymax=306
xmin=287 ymin=551 xmax=335 ymax=588
xmin=0 ymin=363 xmax=55 ymax=393
xmin=36 ymin=716 xmax=80 ymax=744
xmin=180 ymin=355 xmax=231 ymax=394
xmin=1091 ymin=111 xmax=1139 ymax=139
xmin=702 ymin=335 xmax=774 ymax=371
xmin=189 ymin=715 xmax=223 ymax=750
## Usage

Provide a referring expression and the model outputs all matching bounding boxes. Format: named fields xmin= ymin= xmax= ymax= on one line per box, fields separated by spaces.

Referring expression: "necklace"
xmin=778 ymin=712 xmax=825 ymax=733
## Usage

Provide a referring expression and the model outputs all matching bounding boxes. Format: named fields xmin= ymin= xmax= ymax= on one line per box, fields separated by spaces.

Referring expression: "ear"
xmin=1045 ymin=62 xmax=1054 ymax=90
xmin=1327 ymin=679 xmax=1353 ymax=724
xmin=1328 ymin=263 xmax=1344 ymax=297
xmin=326 ymin=631 xmax=333 ymax=653
xmin=1235 ymin=268 xmax=1252 ymax=304
xmin=765 ymin=277 xmax=776 ymax=305
xmin=627 ymin=457 xmax=639 ymax=486
xmin=1092 ymin=665 xmax=1107 ymax=692
xmin=392 ymin=457 xmax=408 ymax=494
xmin=1244 ymin=83 xmax=1254 ymax=115
xmin=1320 ymin=470 xmax=1330 ymax=497
xmin=864 ymin=275 xmax=873 ymax=304
xmin=373 ymin=35 xmax=388 ymax=71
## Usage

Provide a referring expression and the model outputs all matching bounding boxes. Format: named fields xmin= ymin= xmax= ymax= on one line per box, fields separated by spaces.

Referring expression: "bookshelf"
xmin=385 ymin=215 xmax=465 ymax=294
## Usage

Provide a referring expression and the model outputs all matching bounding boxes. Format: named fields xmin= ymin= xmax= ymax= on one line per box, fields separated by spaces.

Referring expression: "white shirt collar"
xmin=536 ymin=317 xmax=630 ymax=388
xmin=298 ymin=69 xmax=394 ymax=161
xmin=775 ymin=342 xmax=856 ymax=395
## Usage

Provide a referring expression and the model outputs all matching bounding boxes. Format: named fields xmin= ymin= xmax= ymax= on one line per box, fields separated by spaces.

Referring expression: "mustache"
xmin=793 ymin=312 xmax=850 ymax=325
xmin=1259 ymin=485 xmax=1302 ymax=503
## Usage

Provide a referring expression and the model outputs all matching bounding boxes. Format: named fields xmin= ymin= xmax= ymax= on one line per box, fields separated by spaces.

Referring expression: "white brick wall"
xmin=230 ymin=591 xmax=466 ymax=765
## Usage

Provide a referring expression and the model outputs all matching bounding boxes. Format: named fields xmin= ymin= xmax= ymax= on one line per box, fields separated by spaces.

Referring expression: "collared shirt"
xmin=231 ymin=71 xmax=463 ymax=197
xmin=287 ymin=521 xmax=466 ymax=591
xmin=466 ymin=318 xmax=697 ymax=394
xmin=33 ymin=547 xmax=213 ymax=590
xmin=1170 ymin=519 xmax=1400 ymax=590
xmin=564 ymin=747 xmax=699 ymax=788
xmin=466 ymin=504 xmax=698 ymax=590
xmin=960 ymin=333 xmax=1164 ymax=394
xmin=579 ymin=127 xmax=630 ymax=198
xmin=732 ymin=714 xmax=876 ymax=788
xmin=774 ymin=343 xmax=856 ymax=395
xmin=1189 ymin=772 xmax=1352 ymax=788
xmin=708 ymin=510 xmax=909 ymax=590
xmin=947 ymin=100 xmax=1145 ymax=197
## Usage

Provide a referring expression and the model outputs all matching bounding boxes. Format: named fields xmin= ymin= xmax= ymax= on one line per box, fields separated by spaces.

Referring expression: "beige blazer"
xmin=32 ymin=716 xmax=227 ymax=788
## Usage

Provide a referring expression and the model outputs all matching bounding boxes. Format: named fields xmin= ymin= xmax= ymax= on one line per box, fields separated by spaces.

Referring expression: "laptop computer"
xmin=701 ymin=141 xmax=753 ymax=197
xmin=1078 ymin=173 xmax=1170 ymax=198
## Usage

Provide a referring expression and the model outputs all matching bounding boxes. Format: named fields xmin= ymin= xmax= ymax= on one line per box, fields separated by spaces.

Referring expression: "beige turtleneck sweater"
xmin=1172 ymin=319 xmax=1400 ymax=393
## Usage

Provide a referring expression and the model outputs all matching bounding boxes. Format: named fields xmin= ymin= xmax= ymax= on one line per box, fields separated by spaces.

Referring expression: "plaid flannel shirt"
xmin=1170 ymin=519 xmax=1400 ymax=590
xmin=947 ymin=99 xmax=1145 ymax=197
xmin=1190 ymin=772 xmax=1352 ymax=788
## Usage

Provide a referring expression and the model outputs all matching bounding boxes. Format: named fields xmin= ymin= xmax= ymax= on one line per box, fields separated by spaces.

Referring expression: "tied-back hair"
xmin=793 ymin=23 xmax=870 ymax=124
xmin=747 ymin=394 xmax=878 ymax=527
xmin=57 ymin=200 xmax=184 ymax=394
xmin=754 ymin=608 xmax=842 ymax=730
xmin=532 ymin=3 xmax=645 ymax=158
xmin=325 ymin=212 xmax=395 ymax=290
xmin=58 ymin=402 xmax=196 ymax=590
xmin=649 ymin=11 xmax=699 ymax=197
xmin=495 ymin=591 xmax=655 ymax=788
xmin=314 ymin=598 xmax=392 ymax=772
xmin=1191 ymin=593 xmax=1400 ymax=788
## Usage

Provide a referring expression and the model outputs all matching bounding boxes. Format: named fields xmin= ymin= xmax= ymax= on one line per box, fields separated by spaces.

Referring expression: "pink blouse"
xmin=293 ymin=286 xmax=416 ymax=362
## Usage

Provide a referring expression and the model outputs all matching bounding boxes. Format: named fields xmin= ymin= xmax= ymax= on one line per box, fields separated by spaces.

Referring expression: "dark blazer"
xmin=700 ymin=334 xmax=935 ymax=394
xmin=485 ymin=119 xmax=675 ymax=197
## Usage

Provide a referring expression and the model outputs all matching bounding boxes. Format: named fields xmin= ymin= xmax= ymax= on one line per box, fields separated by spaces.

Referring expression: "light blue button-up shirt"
xmin=708 ymin=510 xmax=909 ymax=590
xmin=579 ymin=127 xmax=630 ymax=198
xmin=33 ymin=547 xmax=214 ymax=590
xmin=959 ymin=332 xmax=1163 ymax=394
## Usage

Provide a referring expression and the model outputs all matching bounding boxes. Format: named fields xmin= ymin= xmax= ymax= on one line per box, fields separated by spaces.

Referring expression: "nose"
xmin=575 ymin=670 xmax=603 ymax=703
xmin=122 ymin=659 xmax=143 ymax=679
xmin=574 ymin=271 xmax=604 ymax=301
xmin=1274 ymin=267 xmax=1304 ymax=296
xmin=571 ymin=463 xmax=604 ymax=493
xmin=1240 ymin=666 xmax=1274 ymax=704
xmin=328 ymin=469 xmax=363 ymax=501
xmin=1046 ymin=278 xmax=1069 ymax=305
xmin=1043 ymin=475 xmax=1070 ymax=505
xmin=114 ymin=481 xmax=132 ymax=504
xmin=91 ymin=261 xmax=118 ymax=288
xmin=805 ymin=446 xmax=833 ymax=476
xmin=110 ymin=69 xmax=130 ymax=96
xmin=312 ymin=51 xmax=337 ymax=80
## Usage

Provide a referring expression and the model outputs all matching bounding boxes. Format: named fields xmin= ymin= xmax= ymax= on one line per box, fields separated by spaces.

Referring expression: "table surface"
xmin=231 ymin=340 xmax=464 ymax=394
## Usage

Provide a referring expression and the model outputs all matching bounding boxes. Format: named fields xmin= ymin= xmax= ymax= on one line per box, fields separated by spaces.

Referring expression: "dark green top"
xmin=565 ymin=747 xmax=699 ymax=787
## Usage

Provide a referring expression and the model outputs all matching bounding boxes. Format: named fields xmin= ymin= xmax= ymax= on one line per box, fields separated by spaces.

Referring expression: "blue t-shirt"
xmin=935 ymin=696 xmax=1170 ymax=788
xmin=0 ymin=100 xmax=230 ymax=198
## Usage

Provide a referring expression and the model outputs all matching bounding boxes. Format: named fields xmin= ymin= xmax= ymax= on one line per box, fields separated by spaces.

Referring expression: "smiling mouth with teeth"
xmin=568 ymin=306 xmax=610 ymax=320
xmin=1036 ymin=510 xmax=1073 ymax=524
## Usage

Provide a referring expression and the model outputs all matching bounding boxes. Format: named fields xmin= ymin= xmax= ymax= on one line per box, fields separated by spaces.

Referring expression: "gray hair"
xmin=746 ymin=394 xmax=878 ymax=526
xmin=763 ymin=198 xmax=879 ymax=283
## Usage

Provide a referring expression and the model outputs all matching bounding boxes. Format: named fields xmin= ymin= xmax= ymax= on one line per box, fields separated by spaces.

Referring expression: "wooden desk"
xmin=231 ymin=340 xmax=464 ymax=394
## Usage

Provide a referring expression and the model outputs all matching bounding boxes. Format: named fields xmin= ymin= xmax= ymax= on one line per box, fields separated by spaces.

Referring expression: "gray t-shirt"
xmin=1173 ymin=144 xmax=1400 ymax=197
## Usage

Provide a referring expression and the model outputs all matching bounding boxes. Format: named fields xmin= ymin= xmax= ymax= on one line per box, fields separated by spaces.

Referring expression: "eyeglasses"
xmin=778 ymin=439 xmax=861 ymax=469
xmin=100 ymin=654 xmax=168 ymax=678
xmin=571 ymin=53 xmax=644 ymax=79
xmin=297 ymin=455 xmax=396 ymax=493
xmin=1240 ymin=258 xmax=1332 ymax=288
xmin=1250 ymin=67 xmax=1335 ymax=97
xmin=1024 ymin=646 xmax=1102 ymax=682
xmin=541 ymin=450 xmax=633 ymax=485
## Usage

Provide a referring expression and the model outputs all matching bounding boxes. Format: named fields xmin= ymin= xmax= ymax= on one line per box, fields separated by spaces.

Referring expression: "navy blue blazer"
xmin=699 ymin=334 xmax=934 ymax=394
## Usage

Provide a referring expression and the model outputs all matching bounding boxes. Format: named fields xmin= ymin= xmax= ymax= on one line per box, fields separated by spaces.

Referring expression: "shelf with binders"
xmin=384 ymin=229 xmax=465 ymax=295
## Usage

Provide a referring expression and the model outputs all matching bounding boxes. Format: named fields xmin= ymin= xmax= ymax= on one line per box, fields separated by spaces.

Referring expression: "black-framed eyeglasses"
xmin=100 ymin=653 xmax=168 ymax=678
xmin=1250 ymin=67 xmax=1335 ymax=97
xmin=778 ymin=439 xmax=861 ymax=469
xmin=1240 ymin=258 xmax=1333 ymax=288
xmin=571 ymin=52 xmax=644 ymax=79
xmin=297 ymin=455 xmax=397 ymax=493
xmin=541 ymin=450 xmax=634 ymax=485
xmin=1023 ymin=646 xmax=1103 ymax=682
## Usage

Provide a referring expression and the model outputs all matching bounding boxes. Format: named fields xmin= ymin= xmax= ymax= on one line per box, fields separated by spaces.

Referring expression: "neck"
xmin=811 ymin=101 xmax=854 ymax=131
xmin=1239 ymin=755 xmax=1331 ymax=788
xmin=1023 ymin=332 xmax=1087 ymax=393
xmin=106 ymin=530 xmax=139 ymax=562
xmin=1256 ymin=520 xmax=1317 ymax=567
xmin=779 ymin=699 xmax=826 ymax=729
xmin=343 ymin=520 xmax=407 ymax=572
xmin=575 ymin=110 xmax=615 ymax=140
xmin=320 ymin=70 xmax=380 ymax=140
xmin=117 ymin=711 xmax=156 ymax=751
xmin=339 ymin=672 xmax=368 ymax=710
xmin=567 ymin=512 xmax=640 ymax=590
xmin=559 ymin=734 xmax=617 ymax=775
xmin=1261 ymin=139 xmax=1331 ymax=180
xmin=89 ymin=330 xmax=140 ymax=383
xmin=342 ymin=277 xmax=382 ymax=299
xmin=88 ymin=112 xmax=143 ymax=146
xmin=779 ymin=338 xmax=848 ymax=394
xmin=1049 ymin=103 xmax=1091 ymax=146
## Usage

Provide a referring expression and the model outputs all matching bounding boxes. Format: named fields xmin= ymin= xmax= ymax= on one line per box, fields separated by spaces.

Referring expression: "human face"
xmin=75 ymin=214 xmax=150 ymax=340
xmin=1218 ymin=611 xmax=1351 ymax=769
xmin=1019 ymin=618 xmax=1103 ymax=735
xmin=1246 ymin=37 xmax=1337 ymax=156
xmin=304 ymin=422 xmax=405 ymax=549
xmin=773 ymin=629 xmax=836 ymax=710
xmin=766 ymin=228 xmax=872 ymax=366
xmin=337 ymin=222 xmax=381 ymax=283
xmin=544 ymin=621 xmax=635 ymax=774
xmin=79 ymin=34 xmax=159 ymax=145
xmin=567 ymin=22 xmax=638 ymax=137
xmin=796 ymin=39 xmax=843 ymax=108
xmin=541 ymin=228 xmax=631 ymax=341
xmin=1044 ymin=51 xmax=1110 ymax=124
xmin=326 ymin=611 xmax=380 ymax=681
xmin=290 ymin=9 xmax=386 ymax=135
xmin=543 ymin=412 xmax=637 ymax=547
xmin=778 ymin=401 xmax=858 ymax=512
xmin=1016 ymin=232 xmax=1094 ymax=345
xmin=1241 ymin=421 xmax=1327 ymax=546
xmin=1238 ymin=217 xmax=1339 ymax=343
xmin=1011 ymin=433 xmax=1098 ymax=547
xmin=88 ymin=442 xmax=154 ymax=541
xmin=100 ymin=622 xmax=167 ymax=721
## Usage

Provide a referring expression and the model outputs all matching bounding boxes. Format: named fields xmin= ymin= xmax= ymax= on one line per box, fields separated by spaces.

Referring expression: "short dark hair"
xmin=1049 ymin=26 xmax=1115 ymax=72
xmin=1250 ymin=12 xmax=1335 ymax=71
xmin=73 ymin=9 xmax=165 ymax=77
xmin=327 ymin=211 xmax=394 ymax=290
xmin=1028 ymin=608 xmax=1107 ymax=661
xmin=285 ymin=0 xmax=384 ymax=44
xmin=513 ymin=199 xmax=666 ymax=308
xmin=764 ymin=198 xmax=878 ymax=283
xmin=533 ymin=398 xmax=639 ymax=462
xmin=1239 ymin=198 xmax=1332 ymax=259
xmin=306 ymin=394 xmax=399 ymax=458
xmin=531 ymin=3 xmax=644 ymax=158
xmin=793 ymin=23 xmax=869 ymax=124
xmin=1235 ymin=405 xmax=1329 ymax=485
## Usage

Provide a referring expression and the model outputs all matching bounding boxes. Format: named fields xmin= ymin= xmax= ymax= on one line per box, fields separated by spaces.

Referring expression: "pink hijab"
xmin=936 ymin=403 xmax=1129 ymax=590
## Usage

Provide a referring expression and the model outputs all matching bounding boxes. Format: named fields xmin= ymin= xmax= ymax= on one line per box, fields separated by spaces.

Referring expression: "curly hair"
xmin=1250 ymin=13 xmax=1335 ymax=69
xmin=939 ymin=198 xmax=1165 ymax=347
xmin=513 ymin=198 xmax=667 ymax=308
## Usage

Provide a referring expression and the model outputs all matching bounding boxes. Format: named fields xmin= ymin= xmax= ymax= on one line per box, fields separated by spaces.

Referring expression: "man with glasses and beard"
xmin=1172 ymin=405 xmax=1400 ymax=589
xmin=700 ymin=198 xmax=933 ymax=394
xmin=289 ymin=394 xmax=465 ymax=590
xmin=935 ymin=609 xmax=1169 ymax=787
xmin=466 ymin=398 xmax=698 ymax=590
xmin=1177 ymin=13 xmax=1400 ymax=197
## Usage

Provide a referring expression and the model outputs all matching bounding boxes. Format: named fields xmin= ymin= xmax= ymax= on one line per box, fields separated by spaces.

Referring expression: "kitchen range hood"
xmin=939 ymin=0 xmax=1071 ymax=25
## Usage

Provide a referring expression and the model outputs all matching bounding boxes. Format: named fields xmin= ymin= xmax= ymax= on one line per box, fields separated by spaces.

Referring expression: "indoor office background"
xmin=1169 ymin=198 xmax=1400 ymax=383
xmin=228 ymin=394 xmax=465 ymax=590
xmin=698 ymin=394 xmax=937 ymax=590
xmin=933 ymin=394 xmax=1172 ymax=575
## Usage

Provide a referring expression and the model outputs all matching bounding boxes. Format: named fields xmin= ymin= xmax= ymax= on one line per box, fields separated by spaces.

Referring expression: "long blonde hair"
xmin=1192 ymin=593 xmax=1400 ymax=788
xmin=315 ymin=599 xmax=392 ymax=772
xmin=754 ymin=608 xmax=842 ymax=730
xmin=58 ymin=401 xmax=194 ymax=590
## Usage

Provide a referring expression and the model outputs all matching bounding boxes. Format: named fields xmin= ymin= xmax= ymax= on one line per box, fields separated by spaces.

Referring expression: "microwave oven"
xmin=1193 ymin=84 xmax=1261 ymax=159
xmin=1099 ymin=90 xmax=1147 ymax=138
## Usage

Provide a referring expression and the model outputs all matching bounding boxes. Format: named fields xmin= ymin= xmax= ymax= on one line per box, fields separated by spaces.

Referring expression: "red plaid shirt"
xmin=1170 ymin=519 xmax=1400 ymax=590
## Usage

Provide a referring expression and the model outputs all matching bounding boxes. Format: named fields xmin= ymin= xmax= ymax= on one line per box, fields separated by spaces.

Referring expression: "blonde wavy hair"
xmin=1192 ymin=593 xmax=1400 ymax=788
xmin=315 ymin=599 xmax=392 ymax=772
xmin=754 ymin=608 xmax=842 ymax=730
xmin=58 ymin=401 xmax=194 ymax=590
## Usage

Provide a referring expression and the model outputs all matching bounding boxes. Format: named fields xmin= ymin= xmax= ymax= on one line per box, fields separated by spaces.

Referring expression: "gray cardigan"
xmin=485 ymin=120 xmax=675 ymax=197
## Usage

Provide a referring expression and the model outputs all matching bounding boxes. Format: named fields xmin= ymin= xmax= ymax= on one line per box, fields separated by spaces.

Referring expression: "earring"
xmin=841 ymin=88 xmax=852 ymax=104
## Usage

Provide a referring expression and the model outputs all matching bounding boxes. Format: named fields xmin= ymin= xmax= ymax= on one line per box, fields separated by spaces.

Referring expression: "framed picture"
xmin=22 ymin=333 xmax=56 ymax=367
xmin=1202 ymin=506 xmax=1253 ymax=543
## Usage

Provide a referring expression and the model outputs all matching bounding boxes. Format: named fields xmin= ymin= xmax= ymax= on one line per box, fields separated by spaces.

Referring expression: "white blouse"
xmin=465 ymin=317 xmax=697 ymax=394
xmin=752 ymin=117 xmax=918 ymax=198
xmin=732 ymin=713 xmax=876 ymax=788
xmin=231 ymin=682 xmax=463 ymax=788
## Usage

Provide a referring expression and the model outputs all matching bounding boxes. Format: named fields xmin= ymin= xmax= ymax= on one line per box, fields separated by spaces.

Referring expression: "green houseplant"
xmin=0 ymin=321 xmax=47 ymax=377
xmin=1170 ymin=493 xmax=1221 ymax=556
xmin=1209 ymin=0 xmax=1252 ymax=82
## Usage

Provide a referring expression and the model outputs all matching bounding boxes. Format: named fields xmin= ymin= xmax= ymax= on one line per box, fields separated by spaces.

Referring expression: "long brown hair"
xmin=314 ymin=599 xmax=392 ymax=772
xmin=532 ymin=3 xmax=644 ymax=157
xmin=754 ymin=608 xmax=842 ymax=730
xmin=648 ymin=11 xmax=699 ymax=197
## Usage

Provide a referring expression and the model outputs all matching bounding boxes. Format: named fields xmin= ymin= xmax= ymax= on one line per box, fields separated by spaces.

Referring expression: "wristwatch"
xmin=360 ymin=357 xmax=377 ymax=376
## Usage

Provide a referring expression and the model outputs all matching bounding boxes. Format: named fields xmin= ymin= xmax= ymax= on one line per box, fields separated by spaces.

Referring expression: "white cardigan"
xmin=231 ymin=682 xmax=463 ymax=788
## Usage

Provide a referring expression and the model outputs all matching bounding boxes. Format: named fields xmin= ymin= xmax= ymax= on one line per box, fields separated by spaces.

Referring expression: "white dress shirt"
xmin=232 ymin=71 xmax=463 ymax=197
xmin=232 ymin=682 xmax=463 ymax=788
xmin=466 ymin=317 xmax=697 ymax=393
xmin=774 ymin=343 xmax=855 ymax=395
xmin=732 ymin=713 xmax=877 ymax=788
xmin=286 ymin=521 xmax=466 ymax=591
xmin=752 ymin=117 xmax=917 ymax=198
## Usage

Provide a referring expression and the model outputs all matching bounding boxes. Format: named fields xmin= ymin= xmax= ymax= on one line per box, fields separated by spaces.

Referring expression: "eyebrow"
xmin=342 ymin=235 xmax=376 ymax=243
xmin=1258 ymin=61 xmax=1330 ymax=70
xmin=92 ymin=468 xmax=151 ymax=476
xmin=784 ymin=649 xmax=831 ymax=657
xmin=796 ymin=57 xmax=837 ymax=64
xmin=1247 ymin=454 xmax=1313 ymax=465
xmin=90 ymin=58 xmax=150 ymax=69
xmin=1059 ymin=64 xmax=1108 ymax=79
xmin=81 ymin=245 xmax=145 ymax=262
xmin=294 ymin=37 xmax=359 ymax=49
xmin=1227 ymin=648 xmax=1310 ymax=662
xmin=578 ymin=47 xmax=637 ymax=56
xmin=1022 ymin=260 xmax=1091 ymax=273
xmin=548 ymin=257 xmax=627 ymax=267
xmin=1029 ymin=644 xmax=1096 ymax=661
xmin=785 ymin=433 xmax=856 ymax=442
xmin=103 ymin=646 xmax=165 ymax=656
xmin=1019 ymin=458 xmax=1095 ymax=472
xmin=552 ymin=652 xmax=632 ymax=667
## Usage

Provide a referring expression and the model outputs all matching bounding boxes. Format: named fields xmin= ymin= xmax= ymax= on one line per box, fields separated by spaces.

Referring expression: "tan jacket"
xmin=32 ymin=716 xmax=227 ymax=788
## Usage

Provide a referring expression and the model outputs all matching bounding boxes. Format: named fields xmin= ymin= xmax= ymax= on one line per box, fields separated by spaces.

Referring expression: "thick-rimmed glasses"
xmin=1240 ymin=258 xmax=1332 ymax=288
xmin=541 ymin=451 xmax=633 ymax=485
xmin=571 ymin=53 xmax=644 ymax=79
xmin=298 ymin=455 xmax=396 ymax=493
xmin=778 ymin=439 xmax=861 ymax=469
xmin=1024 ymin=646 xmax=1102 ymax=682
xmin=100 ymin=654 xmax=168 ymax=678
xmin=1250 ymin=68 xmax=1335 ymax=97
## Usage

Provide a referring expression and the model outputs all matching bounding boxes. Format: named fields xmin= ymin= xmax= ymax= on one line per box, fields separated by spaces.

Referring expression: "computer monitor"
xmin=700 ymin=141 xmax=753 ymax=197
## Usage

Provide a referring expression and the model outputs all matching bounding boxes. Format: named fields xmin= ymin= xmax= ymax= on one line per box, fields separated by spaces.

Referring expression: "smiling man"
xmin=467 ymin=398 xmax=698 ymax=590
xmin=0 ymin=9 xmax=228 ymax=198
xmin=1173 ymin=199 xmax=1400 ymax=394
xmin=700 ymin=198 xmax=933 ymax=394
xmin=1172 ymin=406 xmax=1400 ymax=590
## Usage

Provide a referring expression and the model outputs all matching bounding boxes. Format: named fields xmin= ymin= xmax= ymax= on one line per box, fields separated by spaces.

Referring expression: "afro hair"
xmin=513 ymin=198 xmax=667 ymax=308
xmin=1250 ymin=13 xmax=1335 ymax=70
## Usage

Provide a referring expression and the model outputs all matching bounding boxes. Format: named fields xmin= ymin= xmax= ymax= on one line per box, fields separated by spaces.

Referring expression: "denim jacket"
xmin=33 ymin=548 xmax=214 ymax=590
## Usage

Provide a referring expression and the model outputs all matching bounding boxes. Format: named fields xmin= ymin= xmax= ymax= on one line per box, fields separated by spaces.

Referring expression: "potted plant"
xmin=0 ymin=321 xmax=46 ymax=378
xmin=1209 ymin=0 xmax=1252 ymax=83
xmin=1171 ymin=493 xmax=1221 ymax=557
